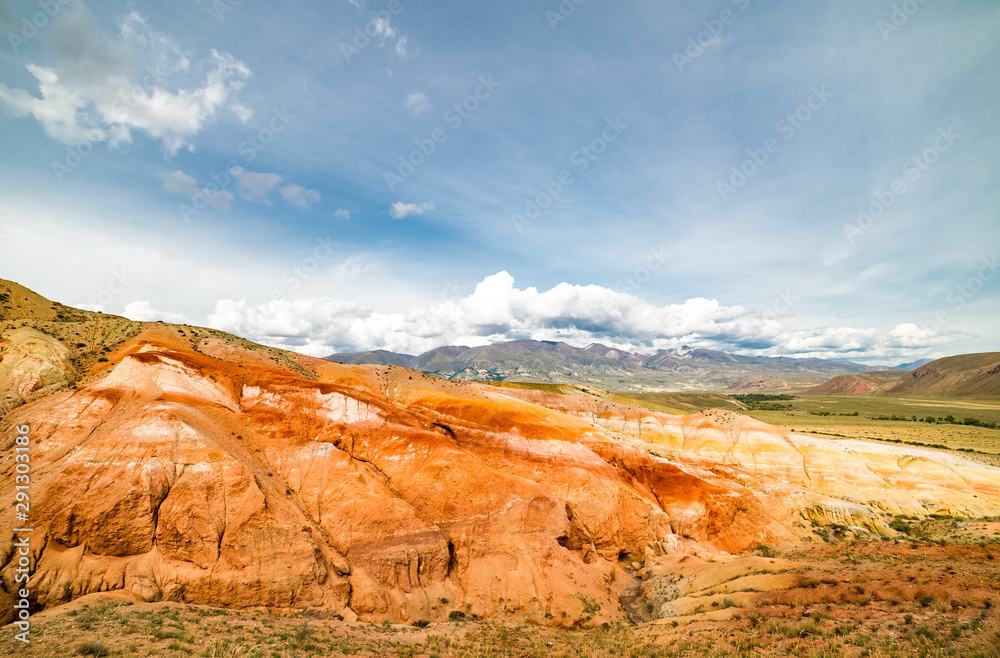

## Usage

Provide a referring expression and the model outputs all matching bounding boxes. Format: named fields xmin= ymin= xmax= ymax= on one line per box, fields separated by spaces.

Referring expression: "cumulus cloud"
xmin=230 ymin=166 xmax=282 ymax=202
xmin=356 ymin=14 xmax=415 ymax=62
xmin=395 ymin=36 xmax=417 ymax=61
xmin=280 ymin=183 xmax=321 ymax=208
xmin=372 ymin=16 xmax=398 ymax=43
xmin=206 ymin=271 xmax=964 ymax=359
xmin=122 ymin=300 xmax=189 ymax=323
xmin=0 ymin=6 xmax=251 ymax=154
xmin=160 ymin=169 xmax=233 ymax=209
xmin=390 ymin=201 xmax=433 ymax=219
xmin=334 ymin=209 xmax=352 ymax=219
xmin=404 ymin=91 xmax=430 ymax=114
xmin=225 ymin=167 xmax=319 ymax=208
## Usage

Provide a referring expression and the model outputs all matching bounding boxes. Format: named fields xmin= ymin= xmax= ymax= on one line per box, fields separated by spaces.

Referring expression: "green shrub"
xmin=754 ymin=543 xmax=778 ymax=558
xmin=75 ymin=642 xmax=110 ymax=657
xmin=797 ymin=620 xmax=820 ymax=636
xmin=889 ymin=520 xmax=911 ymax=534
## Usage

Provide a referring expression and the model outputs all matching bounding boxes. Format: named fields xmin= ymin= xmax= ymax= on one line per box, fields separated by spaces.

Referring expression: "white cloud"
xmin=390 ymin=201 xmax=433 ymax=219
xmin=207 ymin=271 xmax=965 ymax=359
xmin=230 ymin=166 xmax=282 ymax=202
xmin=161 ymin=169 xmax=197 ymax=195
xmin=334 ymin=209 xmax=351 ymax=219
xmin=161 ymin=166 xmax=314 ymax=209
xmin=822 ymin=246 xmax=850 ymax=266
xmin=122 ymin=300 xmax=189 ymax=323
xmin=229 ymin=102 xmax=255 ymax=122
xmin=395 ymin=36 xmax=417 ymax=61
xmin=404 ymin=92 xmax=430 ymax=115
xmin=357 ymin=14 xmax=415 ymax=62
xmin=372 ymin=16 xmax=398 ymax=43
xmin=857 ymin=263 xmax=889 ymax=280
xmin=160 ymin=169 xmax=233 ymax=210
xmin=0 ymin=7 xmax=250 ymax=154
xmin=280 ymin=183 xmax=321 ymax=208
xmin=228 ymin=167 xmax=319 ymax=207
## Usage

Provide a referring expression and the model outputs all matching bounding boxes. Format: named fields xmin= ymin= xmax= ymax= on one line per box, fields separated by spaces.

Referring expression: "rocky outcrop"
xmin=0 ymin=328 xmax=77 ymax=415
xmin=1 ymin=325 xmax=999 ymax=628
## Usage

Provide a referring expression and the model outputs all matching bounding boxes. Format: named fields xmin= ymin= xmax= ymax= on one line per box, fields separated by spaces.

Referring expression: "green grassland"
xmin=481 ymin=383 xmax=1000 ymax=461
xmin=739 ymin=396 xmax=1000 ymax=458
xmin=593 ymin=391 xmax=1000 ymax=462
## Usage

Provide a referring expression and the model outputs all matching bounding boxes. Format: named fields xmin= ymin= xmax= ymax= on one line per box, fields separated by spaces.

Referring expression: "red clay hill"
xmin=1 ymin=281 xmax=999 ymax=627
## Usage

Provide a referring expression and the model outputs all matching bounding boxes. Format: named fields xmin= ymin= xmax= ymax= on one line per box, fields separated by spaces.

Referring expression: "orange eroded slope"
xmin=1 ymin=324 xmax=1000 ymax=627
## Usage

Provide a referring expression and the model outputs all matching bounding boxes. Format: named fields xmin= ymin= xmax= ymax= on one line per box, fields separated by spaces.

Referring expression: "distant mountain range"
xmin=803 ymin=353 xmax=1000 ymax=399
xmin=326 ymin=340 xmax=892 ymax=392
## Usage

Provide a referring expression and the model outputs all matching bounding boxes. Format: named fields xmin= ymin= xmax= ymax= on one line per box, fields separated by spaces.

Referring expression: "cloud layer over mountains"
xmin=206 ymin=271 xmax=959 ymax=360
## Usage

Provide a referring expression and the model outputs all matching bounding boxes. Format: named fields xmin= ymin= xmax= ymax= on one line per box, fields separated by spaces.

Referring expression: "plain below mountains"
xmin=326 ymin=340 xmax=894 ymax=392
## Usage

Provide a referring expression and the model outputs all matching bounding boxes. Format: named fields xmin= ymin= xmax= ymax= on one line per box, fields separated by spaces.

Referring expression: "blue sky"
xmin=0 ymin=0 xmax=997 ymax=362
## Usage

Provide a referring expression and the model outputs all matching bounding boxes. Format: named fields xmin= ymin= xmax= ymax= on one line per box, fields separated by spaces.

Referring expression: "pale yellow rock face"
xmin=0 ymin=328 xmax=77 ymax=413
xmin=642 ymin=411 xmax=1000 ymax=520
xmin=1 ymin=326 xmax=999 ymax=626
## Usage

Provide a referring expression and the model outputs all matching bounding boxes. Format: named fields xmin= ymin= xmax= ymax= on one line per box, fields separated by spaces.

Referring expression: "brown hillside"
xmin=801 ymin=371 xmax=907 ymax=396
xmin=881 ymin=353 xmax=1000 ymax=398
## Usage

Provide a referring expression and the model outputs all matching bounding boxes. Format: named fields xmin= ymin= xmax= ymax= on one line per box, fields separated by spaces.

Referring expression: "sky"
xmin=0 ymin=0 xmax=997 ymax=364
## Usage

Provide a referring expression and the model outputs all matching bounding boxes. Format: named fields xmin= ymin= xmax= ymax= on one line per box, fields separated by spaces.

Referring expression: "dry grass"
xmin=4 ymin=530 xmax=999 ymax=658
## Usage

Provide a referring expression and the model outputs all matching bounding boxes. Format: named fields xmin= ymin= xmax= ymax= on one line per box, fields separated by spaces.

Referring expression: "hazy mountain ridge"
xmin=327 ymin=340 xmax=883 ymax=392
